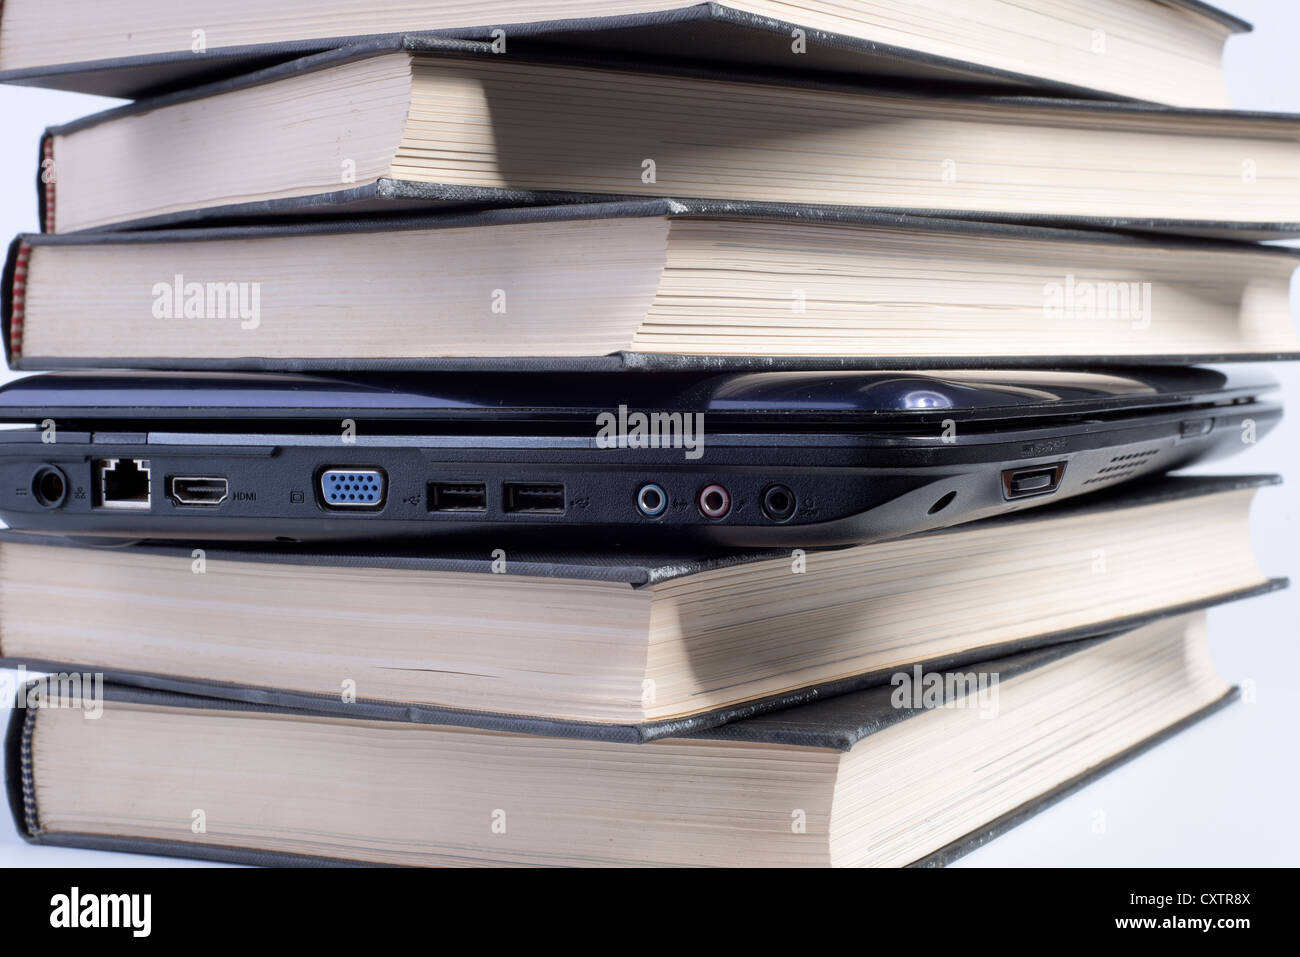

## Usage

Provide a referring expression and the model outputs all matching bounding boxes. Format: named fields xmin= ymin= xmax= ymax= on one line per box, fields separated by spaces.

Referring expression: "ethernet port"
xmin=95 ymin=458 xmax=152 ymax=510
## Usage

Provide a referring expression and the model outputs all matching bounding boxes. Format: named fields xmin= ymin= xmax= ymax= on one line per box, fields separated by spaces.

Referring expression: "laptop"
xmin=0 ymin=366 xmax=1279 ymax=546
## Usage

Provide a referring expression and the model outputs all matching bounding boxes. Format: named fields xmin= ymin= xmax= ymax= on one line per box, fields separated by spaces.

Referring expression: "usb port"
xmin=429 ymin=482 xmax=487 ymax=512
xmin=503 ymin=483 xmax=565 ymax=514
xmin=1002 ymin=463 xmax=1066 ymax=500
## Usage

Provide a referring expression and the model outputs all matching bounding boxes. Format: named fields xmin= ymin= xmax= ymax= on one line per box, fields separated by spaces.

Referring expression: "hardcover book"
xmin=5 ymin=612 xmax=1241 ymax=866
xmin=0 ymin=475 xmax=1282 ymax=741
xmin=35 ymin=42 xmax=1300 ymax=237
xmin=0 ymin=1 xmax=1249 ymax=108
xmin=5 ymin=202 xmax=1297 ymax=369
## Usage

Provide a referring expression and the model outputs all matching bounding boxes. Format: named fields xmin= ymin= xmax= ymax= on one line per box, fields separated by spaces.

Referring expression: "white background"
xmin=0 ymin=0 xmax=1296 ymax=867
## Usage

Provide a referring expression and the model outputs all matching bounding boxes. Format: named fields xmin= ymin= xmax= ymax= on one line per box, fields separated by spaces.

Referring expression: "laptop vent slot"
xmin=1082 ymin=447 xmax=1161 ymax=487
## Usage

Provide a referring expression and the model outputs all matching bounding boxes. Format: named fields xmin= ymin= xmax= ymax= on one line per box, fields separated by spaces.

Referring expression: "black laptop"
xmin=0 ymin=366 xmax=1279 ymax=546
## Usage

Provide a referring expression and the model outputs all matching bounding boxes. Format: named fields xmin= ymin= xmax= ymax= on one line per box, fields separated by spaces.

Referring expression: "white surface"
xmin=0 ymin=0 xmax=1296 ymax=867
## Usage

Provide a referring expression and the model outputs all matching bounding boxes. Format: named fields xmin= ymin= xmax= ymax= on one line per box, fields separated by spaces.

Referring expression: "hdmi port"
xmin=503 ymin=483 xmax=565 ymax=514
xmin=169 ymin=476 xmax=229 ymax=507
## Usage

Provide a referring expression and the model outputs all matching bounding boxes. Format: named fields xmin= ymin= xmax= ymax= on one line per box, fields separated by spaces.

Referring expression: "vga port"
xmin=320 ymin=469 xmax=386 ymax=509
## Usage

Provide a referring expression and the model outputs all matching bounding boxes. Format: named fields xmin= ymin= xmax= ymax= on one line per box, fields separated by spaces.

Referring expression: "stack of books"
xmin=0 ymin=0 xmax=1294 ymax=867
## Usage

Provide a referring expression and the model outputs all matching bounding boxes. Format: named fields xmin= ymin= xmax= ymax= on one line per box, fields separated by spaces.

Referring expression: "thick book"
xmin=6 ymin=201 xmax=1298 ymax=370
xmin=0 ymin=1 xmax=1248 ymax=108
xmin=0 ymin=475 xmax=1282 ymax=742
xmin=5 ymin=612 xmax=1241 ymax=866
xmin=36 ymin=41 xmax=1300 ymax=238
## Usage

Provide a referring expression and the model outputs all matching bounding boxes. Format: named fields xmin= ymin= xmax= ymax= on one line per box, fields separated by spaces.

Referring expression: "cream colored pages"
xmin=20 ymin=218 xmax=670 ymax=359
xmin=394 ymin=59 xmax=1299 ymax=223
xmin=51 ymin=54 xmax=415 ymax=233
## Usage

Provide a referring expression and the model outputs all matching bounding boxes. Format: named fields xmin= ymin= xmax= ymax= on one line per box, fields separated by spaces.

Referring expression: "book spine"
xmin=39 ymin=134 xmax=55 ymax=233
xmin=18 ymin=703 xmax=39 ymax=836
xmin=7 ymin=239 xmax=28 ymax=360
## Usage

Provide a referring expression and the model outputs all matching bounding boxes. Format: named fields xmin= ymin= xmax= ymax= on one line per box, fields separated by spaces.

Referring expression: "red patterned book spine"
xmin=9 ymin=241 xmax=30 ymax=360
